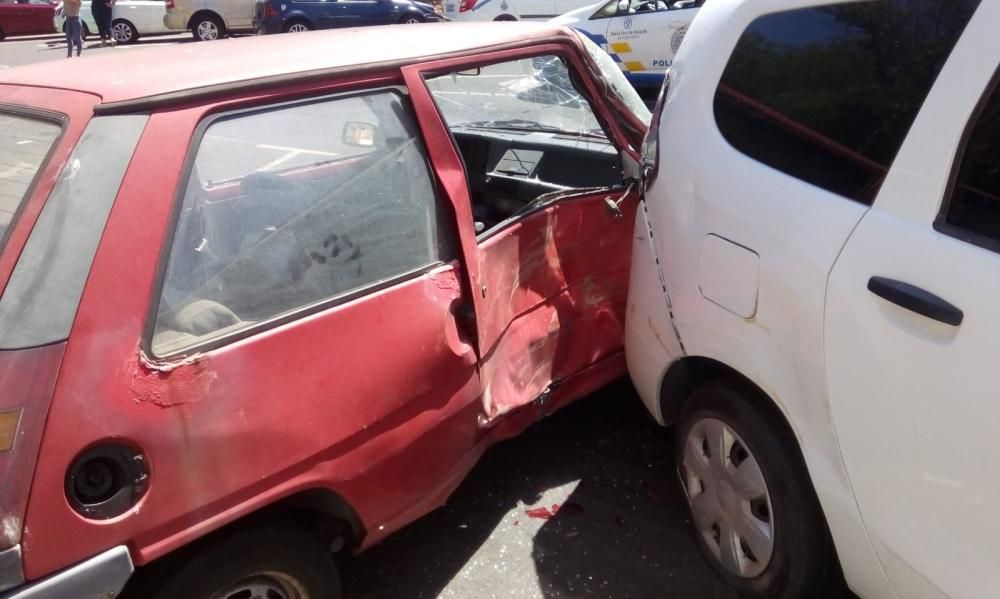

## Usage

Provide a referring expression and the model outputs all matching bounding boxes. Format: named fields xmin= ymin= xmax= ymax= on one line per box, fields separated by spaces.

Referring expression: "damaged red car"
xmin=0 ymin=22 xmax=648 ymax=598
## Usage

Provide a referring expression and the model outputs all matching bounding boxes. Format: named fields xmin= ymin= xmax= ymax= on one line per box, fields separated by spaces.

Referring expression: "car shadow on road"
xmin=341 ymin=380 xmax=746 ymax=598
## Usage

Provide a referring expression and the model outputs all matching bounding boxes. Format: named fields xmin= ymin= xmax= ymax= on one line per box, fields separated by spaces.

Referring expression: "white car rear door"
xmin=825 ymin=4 xmax=1000 ymax=598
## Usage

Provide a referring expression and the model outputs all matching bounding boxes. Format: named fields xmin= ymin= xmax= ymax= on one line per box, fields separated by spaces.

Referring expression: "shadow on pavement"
xmin=342 ymin=380 xmax=744 ymax=598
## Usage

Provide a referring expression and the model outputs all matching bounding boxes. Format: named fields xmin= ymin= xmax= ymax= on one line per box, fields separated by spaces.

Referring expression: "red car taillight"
xmin=0 ymin=345 xmax=65 ymax=556
xmin=263 ymin=3 xmax=277 ymax=18
xmin=165 ymin=0 xmax=174 ymax=9
xmin=459 ymin=0 xmax=476 ymax=12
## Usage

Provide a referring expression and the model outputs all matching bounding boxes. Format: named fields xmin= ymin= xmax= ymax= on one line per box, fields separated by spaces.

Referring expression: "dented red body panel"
xmin=0 ymin=24 xmax=641 ymax=586
xmin=474 ymin=198 xmax=635 ymax=418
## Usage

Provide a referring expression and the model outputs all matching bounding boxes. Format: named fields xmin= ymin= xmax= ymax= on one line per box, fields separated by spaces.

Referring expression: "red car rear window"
xmin=0 ymin=112 xmax=60 ymax=240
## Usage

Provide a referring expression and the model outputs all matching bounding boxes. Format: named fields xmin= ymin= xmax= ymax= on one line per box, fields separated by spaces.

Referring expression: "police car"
xmin=551 ymin=0 xmax=703 ymax=88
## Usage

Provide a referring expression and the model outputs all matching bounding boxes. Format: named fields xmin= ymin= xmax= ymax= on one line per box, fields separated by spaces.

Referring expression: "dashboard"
xmin=451 ymin=127 xmax=623 ymax=233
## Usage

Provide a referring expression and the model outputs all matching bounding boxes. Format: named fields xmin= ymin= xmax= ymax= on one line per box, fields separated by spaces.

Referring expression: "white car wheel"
xmin=682 ymin=417 xmax=774 ymax=578
xmin=287 ymin=23 xmax=309 ymax=32
xmin=112 ymin=20 xmax=136 ymax=43
xmin=675 ymin=382 xmax=838 ymax=597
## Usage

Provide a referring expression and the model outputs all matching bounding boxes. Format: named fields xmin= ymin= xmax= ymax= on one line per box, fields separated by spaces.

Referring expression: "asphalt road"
xmin=341 ymin=381 xmax=744 ymax=599
xmin=0 ymin=31 xmax=200 ymax=68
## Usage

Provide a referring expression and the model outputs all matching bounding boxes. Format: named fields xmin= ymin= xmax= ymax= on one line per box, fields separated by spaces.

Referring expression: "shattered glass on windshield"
xmin=425 ymin=55 xmax=608 ymax=140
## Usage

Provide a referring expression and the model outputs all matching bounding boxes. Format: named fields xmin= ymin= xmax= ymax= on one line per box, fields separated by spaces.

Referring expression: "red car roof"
xmin=0 ymin=23 xmax=573 ymax=106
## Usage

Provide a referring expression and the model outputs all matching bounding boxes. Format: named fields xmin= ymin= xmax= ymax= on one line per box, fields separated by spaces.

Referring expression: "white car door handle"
xmin=867 ymin=276 xmax=964 ymax=326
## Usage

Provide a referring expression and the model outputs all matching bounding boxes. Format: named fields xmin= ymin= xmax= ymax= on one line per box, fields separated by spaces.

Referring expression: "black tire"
xmin=148 ymin=525 xmax=341 ymax=599
xmin=111 ymin=18 xmax=138 ymax=44
xmin=0 ymin=26 xmax=6 ymax=41
xmin=191 ymin=13 xmax=225 ymax=41
xmin=397 ymin=13 xmax=424 ymax=23
xmin=675 ymin=381 xmax=836 ymax=598
xmin=81 ymin=21 xmax=90 ymax=40
xmin=282 ymin=18 xmax=313 ymax=33
xmin=493 ymin=13 xmax=516 ymax=21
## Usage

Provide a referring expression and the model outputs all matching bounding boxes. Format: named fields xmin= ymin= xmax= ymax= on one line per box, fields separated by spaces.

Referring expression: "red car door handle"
xmin=867 ymin=276 xmax=963 ymax=326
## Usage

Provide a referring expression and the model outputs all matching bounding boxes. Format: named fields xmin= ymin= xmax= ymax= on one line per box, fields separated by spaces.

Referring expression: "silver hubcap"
xmin=212 ymin=573 xmax=307 ymax=599
xmin=112 ymin=23 xmax=131 ymax=41
xmin=681 ymin=418 xmax=774 ymax=578
xmin=197 ymin=21 xmax=219 ymax=40
xmin=288 ymin=23 xmax=308 ymax=32
xmin=403 ymin=17 xmax=420 ymax=23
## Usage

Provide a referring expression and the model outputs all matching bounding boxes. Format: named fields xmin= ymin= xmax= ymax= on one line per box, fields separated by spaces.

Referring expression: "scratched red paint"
xmin=129 ymin=352 xmax=217 ymax=408
xmin=476 ymin=200 xmax=636 ymax=420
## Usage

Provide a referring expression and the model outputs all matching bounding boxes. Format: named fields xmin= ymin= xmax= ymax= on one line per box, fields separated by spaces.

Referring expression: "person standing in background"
xmin=63 ymin=0 xmax=83 ymax=57
xmin=90 ymin=0 xmax=116 ymax=45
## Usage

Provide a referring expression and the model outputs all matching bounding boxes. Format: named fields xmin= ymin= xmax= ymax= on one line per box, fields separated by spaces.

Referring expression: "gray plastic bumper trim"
xmin=0 ymin=546 xmax=133 ymax=599
xmin=0 ymin=546 xmax=24 ymax=594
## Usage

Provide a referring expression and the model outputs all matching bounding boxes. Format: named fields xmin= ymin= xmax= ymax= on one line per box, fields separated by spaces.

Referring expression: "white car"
xmin=550 ymin=0 xmax=702 ymax=88
xmin=54 ymin=0 xmax=171 ymax=43
xmin=443 ymin=0 xmax=586 ymax=22
xmin=629 ymin=0 xmax=997 ymax=598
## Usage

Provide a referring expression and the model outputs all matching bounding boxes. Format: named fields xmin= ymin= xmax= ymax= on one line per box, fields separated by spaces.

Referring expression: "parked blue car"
xmin=254 ymin=0 xmax=444 ymax=33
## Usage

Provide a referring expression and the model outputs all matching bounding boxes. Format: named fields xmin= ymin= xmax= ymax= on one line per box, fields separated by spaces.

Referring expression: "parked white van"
xmin=628 ymin=0 xmax=999 ymax=598
xmin=163 ymin=0 xmax=252 ymax=40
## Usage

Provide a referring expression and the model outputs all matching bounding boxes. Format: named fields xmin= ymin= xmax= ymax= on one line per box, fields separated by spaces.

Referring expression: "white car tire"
xmin=191 ymin=13 xmax=225 ymax=41
xmin=675 ymin=381 xmax=841 ymax=598
xmin=111 ymin=19 xmax=138 ymax=44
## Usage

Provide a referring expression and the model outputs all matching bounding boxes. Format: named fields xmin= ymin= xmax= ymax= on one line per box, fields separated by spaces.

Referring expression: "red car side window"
xmin=151 ymin=89 xmax=451 ymax=356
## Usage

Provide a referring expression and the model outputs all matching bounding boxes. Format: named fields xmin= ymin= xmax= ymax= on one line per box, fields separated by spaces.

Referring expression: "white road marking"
xmin=203 ymin=135 xmax=339 ymax=158
xmin=257 ymin=151 xmax=302 ymax=172
xmin=255 ymin=143 xmax=338 ymax=157
xmin=434 ymin=90 xmax=516 ymax=98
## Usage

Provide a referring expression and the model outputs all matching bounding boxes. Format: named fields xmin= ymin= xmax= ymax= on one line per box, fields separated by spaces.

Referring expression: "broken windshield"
xmin=425 ymin=55 xmax=608 ymax=140
xmin=575 ymin=33 xmax=652 ymax=126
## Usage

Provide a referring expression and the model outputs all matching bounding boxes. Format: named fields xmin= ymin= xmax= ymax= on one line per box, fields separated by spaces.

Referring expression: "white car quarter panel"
xmin=636 ymin=0 xmax=903 ymax=597
xmin=697 ymin=234 xmax=758 ymax=319
xmin=116 ymin=0 xmax=170 ymax=34
xmin=625 ymin=201 xmax=683 ymax=424
xmin=825 ymin=3 xmax=1000 ymax=597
